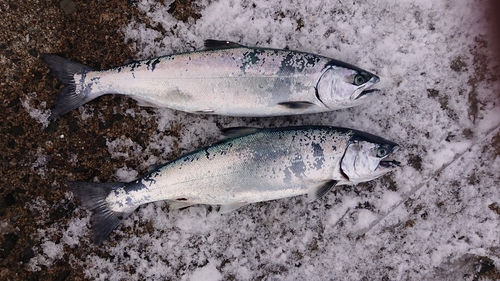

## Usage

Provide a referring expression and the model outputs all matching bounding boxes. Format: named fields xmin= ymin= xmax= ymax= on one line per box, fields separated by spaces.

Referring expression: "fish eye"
xmin=376 ymin=147 xmax=388 ymax=158
xmin=353 ymin=74 xmax=367 ymax=86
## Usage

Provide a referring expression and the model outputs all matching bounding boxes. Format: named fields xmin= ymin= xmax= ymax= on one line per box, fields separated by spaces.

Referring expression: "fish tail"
xmin=67 ymin=181 xmax=131 ymax=245
xmin=41 ymin=54 xmax=96 ymax=119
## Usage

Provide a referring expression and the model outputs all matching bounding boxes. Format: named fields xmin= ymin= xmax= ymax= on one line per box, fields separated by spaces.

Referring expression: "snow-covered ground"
xmin=27 ymin=0 xmax=500 ymax=280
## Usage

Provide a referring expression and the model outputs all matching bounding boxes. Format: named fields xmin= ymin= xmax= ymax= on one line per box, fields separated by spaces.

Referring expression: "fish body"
xmin=43 ymin=40 xmax=380 ymax=119
xmin=69 ymin=126 xmax=399 ymax=244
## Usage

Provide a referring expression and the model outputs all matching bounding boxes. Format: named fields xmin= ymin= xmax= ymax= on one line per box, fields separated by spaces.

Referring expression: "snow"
xmin=187 ymin=261 xmax=223 ymax=281
xmin=27 ymin=0 xmax=500 ymax=280
xmin=22 ymin=92 xmax=51 ymax=128
xmin=115 ymin=165 xmax=139 ymax=182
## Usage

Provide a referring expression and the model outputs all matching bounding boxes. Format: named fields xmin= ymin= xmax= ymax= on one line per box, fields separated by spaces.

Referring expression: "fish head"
xmin=316 ymin=60 xmax=380 ymax=109
xmin=340 ymin=131 xmax=400 ymax=184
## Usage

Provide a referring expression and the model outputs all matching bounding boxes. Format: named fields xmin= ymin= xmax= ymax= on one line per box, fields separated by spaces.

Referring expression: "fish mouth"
xmin=379 ymin=160 xmax=401 ymax=169
xmin=354 ymin=88 xmax=380 ymax=100
xmin=378 ymin=145 xmax=401 ymax=169
xmin=352 ymin=75 xmax=380 ymax=100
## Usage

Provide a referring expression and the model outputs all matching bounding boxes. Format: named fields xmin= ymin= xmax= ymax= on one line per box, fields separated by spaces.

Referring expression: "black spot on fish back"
xmin=311 ymin=142 xmax=324 ymax=157
xmin=141 ymin=174 xmax=157 ymax=186
xmin=305 ymin=54 xmax=321 ymax=67
xmin=143 ymin=57 xmax=162 ymax=71
xmin=279 ymin=53 xmax=298 ymax=74
xmin=128 ymin=61 xmax=141 ymax=72
xmin=279 ymin=52 xmax=321 ymax=74
xmin=240 ymin=49 xmax=265 ymax=73
xmin=150 ymin=58 xmax=161 ymax=71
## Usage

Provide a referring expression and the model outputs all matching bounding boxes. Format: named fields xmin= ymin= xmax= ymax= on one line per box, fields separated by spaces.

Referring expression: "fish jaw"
xmin=377 ymin=159 xmax=401 ymax=173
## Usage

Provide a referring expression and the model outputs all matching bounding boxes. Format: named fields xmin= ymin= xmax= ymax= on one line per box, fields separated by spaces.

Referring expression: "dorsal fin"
xmin=204 ymin=40 xmax=244 ymax=50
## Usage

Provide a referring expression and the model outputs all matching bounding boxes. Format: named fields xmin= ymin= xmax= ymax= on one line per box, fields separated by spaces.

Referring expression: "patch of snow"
xmin=21 ymin=92 xmax=51 ymax=128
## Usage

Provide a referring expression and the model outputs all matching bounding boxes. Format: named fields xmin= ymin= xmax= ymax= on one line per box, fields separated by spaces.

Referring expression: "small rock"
xmin=59 ymin=0 xmax=76 ymax=14
xmin=21 ymin=247 xmax=35 ymax=263
xmin=11 ymin=125 xmax=25 ymax=136
xmin=2 ymin=193 xmax=16 ymax=208
xmin=45 ymin=141 xmax=54 ymax=153
xmin=27 ymin=272 xmax=40 ymax=281
xmin=53 ymin=269 xmax=71 ymax=281
xmin=0 ymin=233 xmax=19 ymax=259
xmin=27 ymin=48 xmax=38 ymax=57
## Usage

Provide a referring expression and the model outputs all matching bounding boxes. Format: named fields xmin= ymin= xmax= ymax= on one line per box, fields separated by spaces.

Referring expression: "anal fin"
xmin=218 ymin=202 xmax=248 ymax=213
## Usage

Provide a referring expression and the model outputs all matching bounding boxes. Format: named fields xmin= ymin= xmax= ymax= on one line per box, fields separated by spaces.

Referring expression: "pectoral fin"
xmin=219 ymin=202 xmax=248 ymax=213
xmin=307 ymin=180 xmax=338 ymax=202
xmin=278 ymin=101 xmax=315 ymax=109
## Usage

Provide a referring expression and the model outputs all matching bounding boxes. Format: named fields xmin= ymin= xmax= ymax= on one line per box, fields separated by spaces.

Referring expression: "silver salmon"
xmin=68 ymin=126 xmax=399 ymax=244
xmin=42 ymin=40 xmax=380 ymax=119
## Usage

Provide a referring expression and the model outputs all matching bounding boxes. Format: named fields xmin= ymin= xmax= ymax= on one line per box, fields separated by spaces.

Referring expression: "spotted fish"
xmin=68 ymin=126 xmax=399 ymax=244
xmin=42 ymin=40 xmax=380 ymax=119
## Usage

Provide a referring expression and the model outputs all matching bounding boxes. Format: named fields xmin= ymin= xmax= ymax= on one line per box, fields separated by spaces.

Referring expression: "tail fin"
xmin=67 ymin=181 xmax=133 ymax=245
xmin=41 ymin=54 xmax=96 ymax=120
